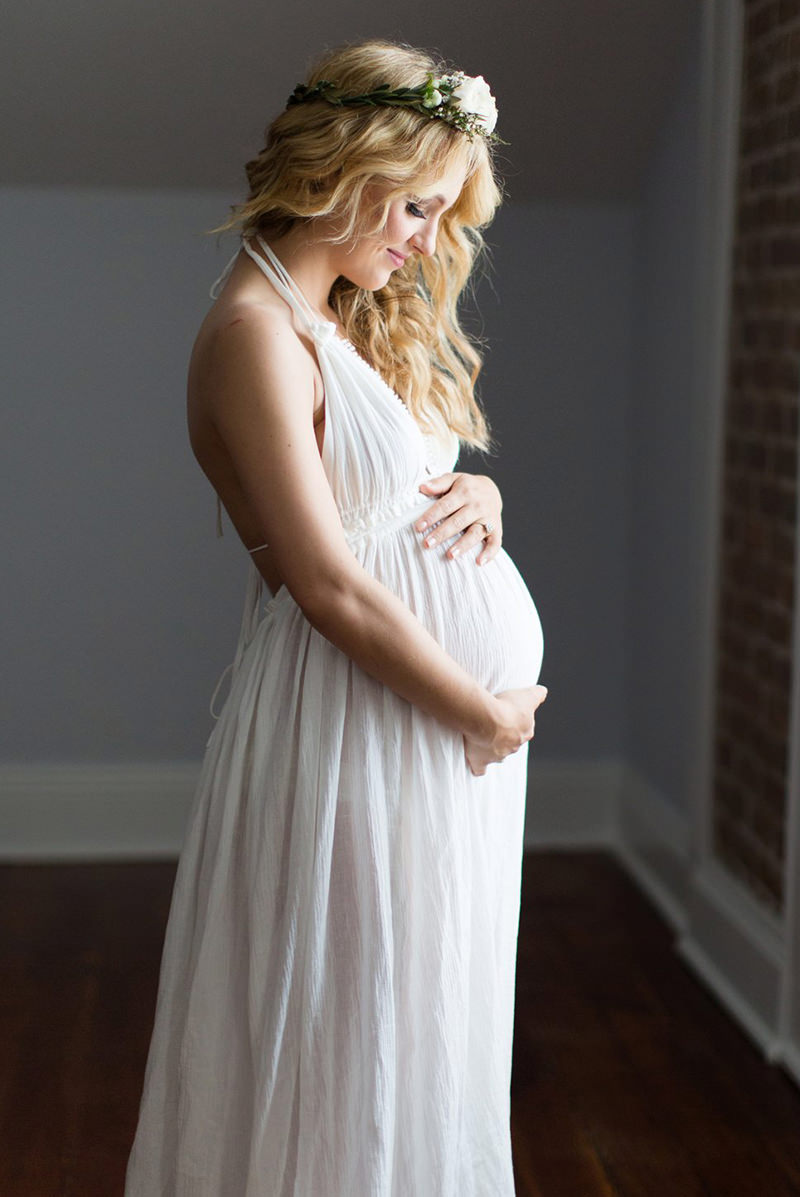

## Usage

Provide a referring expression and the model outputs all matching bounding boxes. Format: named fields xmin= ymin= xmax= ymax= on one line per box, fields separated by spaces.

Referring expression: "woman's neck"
xmin=251 ymin=224 xmax=342 ymax=319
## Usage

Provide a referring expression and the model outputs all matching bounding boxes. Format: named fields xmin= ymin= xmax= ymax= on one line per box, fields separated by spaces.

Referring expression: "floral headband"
xmin=286 ymin=70 xmax=504 ymax=144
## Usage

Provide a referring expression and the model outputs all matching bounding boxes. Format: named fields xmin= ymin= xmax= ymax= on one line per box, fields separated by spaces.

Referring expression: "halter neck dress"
xmin=124 ymin=234 xmax=545 ymax=1197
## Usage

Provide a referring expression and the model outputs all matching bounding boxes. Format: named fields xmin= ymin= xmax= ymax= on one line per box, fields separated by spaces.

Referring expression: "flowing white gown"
xmin=124 ymin=235 xmax=544 ymax=1197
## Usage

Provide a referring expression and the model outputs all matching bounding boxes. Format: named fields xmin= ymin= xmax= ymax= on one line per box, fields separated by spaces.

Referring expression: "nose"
xmin=412 ymin=223 xmax=437 ymax=257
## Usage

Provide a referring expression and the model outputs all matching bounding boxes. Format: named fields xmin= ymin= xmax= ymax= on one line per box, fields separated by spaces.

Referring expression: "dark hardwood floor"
xmin=1 ymin=850 xmax=799 ymax=1195
xmin=511 ymin=852 xmax=800 ymax=1196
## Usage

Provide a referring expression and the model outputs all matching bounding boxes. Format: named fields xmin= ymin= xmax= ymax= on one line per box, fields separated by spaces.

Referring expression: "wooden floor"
xmin=2 ymin=850 xmax=799 ymax=1195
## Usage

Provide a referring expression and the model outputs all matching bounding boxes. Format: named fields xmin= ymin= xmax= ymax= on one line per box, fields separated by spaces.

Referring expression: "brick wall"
xmin=713 ymin=0 xmax=800 ymax=913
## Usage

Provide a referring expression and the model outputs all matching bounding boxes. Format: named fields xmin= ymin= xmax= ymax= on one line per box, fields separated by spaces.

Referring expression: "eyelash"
xmin=406 ymin=201 xmax=426 ymax=219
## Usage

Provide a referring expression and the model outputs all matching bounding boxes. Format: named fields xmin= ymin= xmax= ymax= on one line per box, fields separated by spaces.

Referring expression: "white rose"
xmin=452 ymin=74 xmax=498 ymax=133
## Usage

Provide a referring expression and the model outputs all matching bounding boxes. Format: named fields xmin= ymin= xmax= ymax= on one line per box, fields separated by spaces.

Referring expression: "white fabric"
xmin=124 ymin=236 xmax=545 ymax=1196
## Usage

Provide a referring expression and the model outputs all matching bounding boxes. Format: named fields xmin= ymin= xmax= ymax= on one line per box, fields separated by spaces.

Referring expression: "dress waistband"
xmin=341 ymin=487 xmax=434 ymax=543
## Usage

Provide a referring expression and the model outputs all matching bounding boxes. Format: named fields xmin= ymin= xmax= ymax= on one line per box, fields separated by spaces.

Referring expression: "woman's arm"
xmin=196 ymin=309 xmax=531 ymax=756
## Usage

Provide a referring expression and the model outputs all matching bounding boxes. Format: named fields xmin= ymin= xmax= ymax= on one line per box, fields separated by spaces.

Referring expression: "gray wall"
xmin=2 ymin=191 xmax=635 ymax=764
xmin=467 ymin=203 xmax=637 ymax=763
xmin=626 ymin=2 xmax=703 ymax=810
xmin=1 ymin=190 xmax=244 ymax=760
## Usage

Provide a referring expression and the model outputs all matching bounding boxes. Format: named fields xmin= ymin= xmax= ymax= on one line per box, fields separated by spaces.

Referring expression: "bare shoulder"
xmin=188 ymin=297 xmax=319 ymax=426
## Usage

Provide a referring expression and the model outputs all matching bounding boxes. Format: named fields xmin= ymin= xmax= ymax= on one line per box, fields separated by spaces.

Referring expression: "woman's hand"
xmin=415 ymin=472 xmax=503 ymax=566
xmin=464 ymin=684 xmax=549 ymax=776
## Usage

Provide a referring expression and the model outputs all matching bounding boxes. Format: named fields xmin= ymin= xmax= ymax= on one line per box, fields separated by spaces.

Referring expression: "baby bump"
xmin=367 ymin=529 xmax=545 ymax=696
xmin=437 ymin=543 xmax=544 ymax=694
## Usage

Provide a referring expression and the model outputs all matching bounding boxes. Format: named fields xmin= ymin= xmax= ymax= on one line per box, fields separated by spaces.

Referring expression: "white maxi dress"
xmin=124 ymin=235 xmax=545 ymax=1197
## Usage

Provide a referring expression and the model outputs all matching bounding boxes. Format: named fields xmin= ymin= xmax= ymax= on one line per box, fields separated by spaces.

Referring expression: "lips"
xmin=387 ymin=249 xmax=406 ymax=267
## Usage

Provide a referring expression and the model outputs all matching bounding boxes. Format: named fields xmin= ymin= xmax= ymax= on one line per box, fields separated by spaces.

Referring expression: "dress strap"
xmin=208 ymin=243 xmax=242 ymax=300
xmin=240 ymin=235 xmax=321 ymax=333
xmin=208 ymin=232 xmax=329 ymax=541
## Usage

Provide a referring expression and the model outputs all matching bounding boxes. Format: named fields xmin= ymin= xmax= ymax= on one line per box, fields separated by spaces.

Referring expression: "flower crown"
xmin=286 ymin=70 xmax=505 ymax=144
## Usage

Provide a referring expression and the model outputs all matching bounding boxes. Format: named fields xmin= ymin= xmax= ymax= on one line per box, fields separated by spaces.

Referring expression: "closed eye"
xmin=406 ymin=202 xmax=426 ymax=219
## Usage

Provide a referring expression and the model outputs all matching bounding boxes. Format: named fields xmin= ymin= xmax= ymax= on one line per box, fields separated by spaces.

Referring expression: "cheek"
xmin=384 ymin=206 xmax=412 ymax=242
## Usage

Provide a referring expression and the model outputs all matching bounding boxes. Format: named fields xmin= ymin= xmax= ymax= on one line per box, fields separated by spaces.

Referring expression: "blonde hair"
xmin=207 ymin=38 xmax=506 ymax=452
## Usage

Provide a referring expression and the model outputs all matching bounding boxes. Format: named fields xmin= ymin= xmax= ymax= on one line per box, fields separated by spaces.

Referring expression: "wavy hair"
xmin=206 ymin=39 xmax=506 ymax=452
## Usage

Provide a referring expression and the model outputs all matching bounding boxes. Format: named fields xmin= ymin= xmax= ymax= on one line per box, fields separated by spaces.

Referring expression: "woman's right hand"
xmin=464 ymin=684 xmax=549 ymax=776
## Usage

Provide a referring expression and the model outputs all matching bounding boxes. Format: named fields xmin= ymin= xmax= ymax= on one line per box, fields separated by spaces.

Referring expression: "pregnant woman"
xmin=125 ymin=37 xmax=547 ymax=1197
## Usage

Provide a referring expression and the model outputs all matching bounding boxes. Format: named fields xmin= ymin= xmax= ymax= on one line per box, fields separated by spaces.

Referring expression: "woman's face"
xmin=338 ymin=157 xmax=469 ymax=289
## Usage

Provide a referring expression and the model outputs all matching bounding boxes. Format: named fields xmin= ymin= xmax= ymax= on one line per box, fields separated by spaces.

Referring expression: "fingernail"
xmin=417 ymin=520 xmax=427 ymax=531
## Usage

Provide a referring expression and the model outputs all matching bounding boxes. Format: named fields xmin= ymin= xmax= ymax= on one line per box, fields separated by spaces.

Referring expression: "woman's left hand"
xmin=414 ymin=472 xmax=503 ymax=566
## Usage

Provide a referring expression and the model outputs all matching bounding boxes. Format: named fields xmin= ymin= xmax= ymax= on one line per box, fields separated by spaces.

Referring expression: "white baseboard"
xmin=0 ymin=762 xmax=199 ymax=860
xmin=613 ymin=763 xmax=691 ymax=933
xmin=0 ymin=757 xmax=623 ymax=860
xmin=0 ymin=755 xmax=797 ymax=1091
xmin=678 ymin=855 xmax=791 ymax=1077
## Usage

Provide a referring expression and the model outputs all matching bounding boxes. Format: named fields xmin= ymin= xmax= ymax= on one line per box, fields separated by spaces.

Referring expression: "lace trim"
xmin=313 ymin=321 xmax=414 ymax=419
xmin=334 ymin=334 xmax=416 ymax=422
xmin=314 ymin=324 xmax=443 ymax=473
xmin=329 ymin=339 xmax=458 ymax=475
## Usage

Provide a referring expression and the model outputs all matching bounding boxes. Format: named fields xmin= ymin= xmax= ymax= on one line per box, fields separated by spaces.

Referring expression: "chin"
xmin=361 ymin=270 xmax=393 ymax=292
xmin=340 ymin=253 xmax=395 ymax=291
xmin=339 ymin=263 xmax=382 ymax=291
